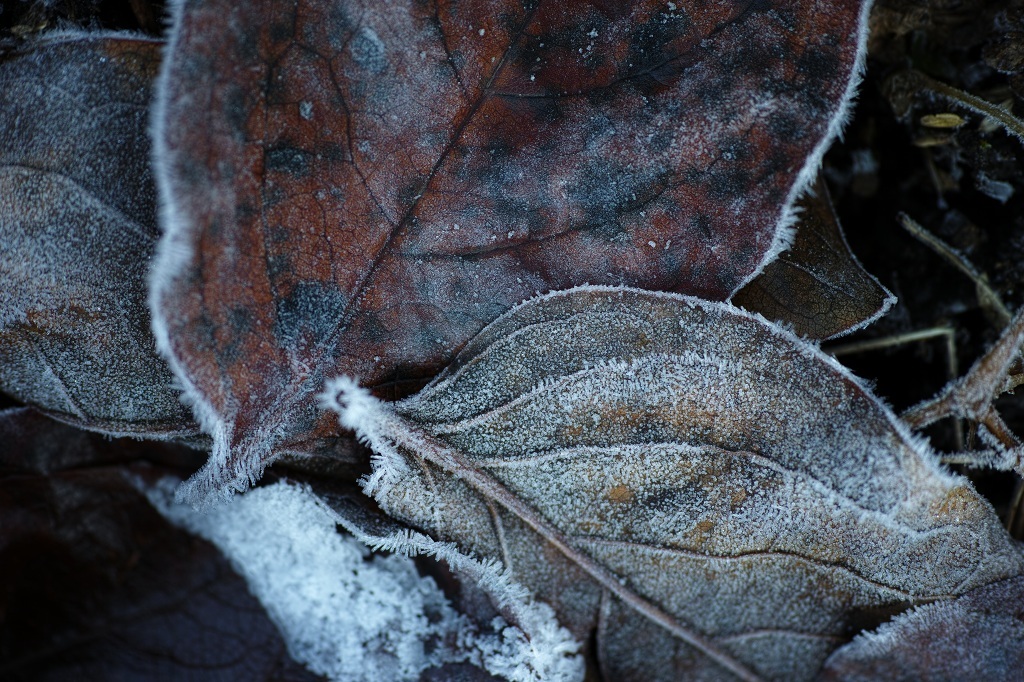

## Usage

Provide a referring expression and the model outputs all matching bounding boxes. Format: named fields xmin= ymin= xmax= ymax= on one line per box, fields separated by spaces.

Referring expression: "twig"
xmin=827 ymin=326 xmax=956 ymax=357
xmin=826 ymin=325 xmax=963 ymax=449
xmin=903 ymin=307 xmax=1024 ymax=429
xmin=908 ymin=70 xmax=1024 ymax=146
xmin=897 ymin=213 xmax=1012 ymax=326
xmin=940 ymin=447 xmax=1021 ymax=473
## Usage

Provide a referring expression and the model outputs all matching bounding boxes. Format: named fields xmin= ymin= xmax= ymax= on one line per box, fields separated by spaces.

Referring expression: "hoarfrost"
xmin=821 ymin=576 xmax=1024 ymax=680
xmin=146 ymin=479 xmax=582 ymax=682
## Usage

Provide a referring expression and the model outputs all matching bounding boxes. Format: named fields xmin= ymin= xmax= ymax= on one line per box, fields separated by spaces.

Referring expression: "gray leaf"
xmin=0 ymin=33 xmax=197 ymax=439
xmin=323 ymin=285 xmax=1024 ymax=681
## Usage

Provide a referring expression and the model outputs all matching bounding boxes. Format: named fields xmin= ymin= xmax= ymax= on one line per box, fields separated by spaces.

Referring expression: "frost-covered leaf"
xmin=820 ymin=576 xmax=1024 ymax=681
xmin=148 ymin=478 xmax=582 ymax=682
xmin=151 ymin=0 xmax=872 ymax=502
xmin=0 ymin=409 xmax=317 ymax=682
xmin=323 ymin=286 xmax=1024 ymax=682
xmin=0 ymin=33 xmax=197 ymax=439
xmin=732 ymin=178 xmax=894 ymax=340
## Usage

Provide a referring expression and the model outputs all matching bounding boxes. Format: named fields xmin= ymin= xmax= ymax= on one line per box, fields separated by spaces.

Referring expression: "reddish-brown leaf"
xmin=152 ymin=0 xmax=871 ymax=501
xmin=0 ymin=34 xmax=198 ymax=439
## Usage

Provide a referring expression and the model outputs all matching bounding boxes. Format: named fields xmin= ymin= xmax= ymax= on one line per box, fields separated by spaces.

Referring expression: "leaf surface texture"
xmin=0 ymin=35 xmax=196 ymax=438
xmin=328 ymin=286 xmax=1024 ymax=681
xmin=151 ymin=0 xmax=871 ymax=500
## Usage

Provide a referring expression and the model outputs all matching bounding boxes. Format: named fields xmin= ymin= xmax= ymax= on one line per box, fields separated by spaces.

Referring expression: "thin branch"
xmin=897 ymin=213 xmax=1011 ymax=326
xmin=903 ymin=307 xmax=1024 ymax=429
xmin=980 ymin=407 xmax=1022 ymax=450
xmin=826 ymin=326 xmax=955 ymax=357
xmin=909 ymin=70 xmax=1024 ymax=145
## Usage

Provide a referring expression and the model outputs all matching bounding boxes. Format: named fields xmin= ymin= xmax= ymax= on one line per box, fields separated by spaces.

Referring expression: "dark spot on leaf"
xmin=319 ymin=142 xmax=351 ymax=164
xmin=266 ymin=145 xmax=312 ymax=178
xmin=707 ymin=164 xmax=751 ymax=201
xmin=798 ymin=48 xmax=841 ymax=82
xmin=626 ymin=15 xmax=690 ymax=76
xmin=191 ymin=312 xmax=219 ymax=354
xmin=324 ymin=5 xmax=353 ymax=50
xmin=270 ymin=21 xmax=294 ymax=44
xmin=571 ymin=161 xmax=660 ymax=227
xmin=399 ymin=178 xmax=428 ymax=206
xmin=770 ymin=113 xmax=804 ymax=142
xmin=690 ymin=214 xmax=713 ymax=239
xmin=236 ymin=200 xmax=258 ymax=223
xmin=275 ymin=281 xmax=347 ymax=344
xmin=229 ymin=306 xmax=253 ymax=335
xmin=267 ymin=252 xmax=292 ymax=281
xmin=264 ymin=184 xmax=287 ymax=207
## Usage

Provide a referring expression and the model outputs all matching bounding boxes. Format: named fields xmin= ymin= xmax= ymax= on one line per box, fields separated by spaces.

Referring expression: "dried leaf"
xmin=151 ymin=0 xmax=872 ymax=501
xmin=0 ymin=409 xmax=320 ymax=682
xmin=732 ymin=178 xmax=894 ymax=340
xmin=820 ymin=576 xmax=1024 ymax=681
xmin=324 ymin=286 xmax=1024 ymax=681
xmin=0 ymin=33 xmax=197 ymax=439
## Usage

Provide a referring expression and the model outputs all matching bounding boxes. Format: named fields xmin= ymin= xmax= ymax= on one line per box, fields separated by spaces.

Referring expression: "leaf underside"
xmin=0 ymin=35 xmax=197 ymax=438
xmin=152 ymin=0 xmax=870 ymax=501
xmin=332 ymin=286 xmax=1024 ymax=681
xmin=732 ymin=177 xmax=895 ymax=340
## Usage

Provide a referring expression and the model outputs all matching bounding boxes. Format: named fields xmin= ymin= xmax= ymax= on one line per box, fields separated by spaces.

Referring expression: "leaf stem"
xmin=903 ymin=306 xmax=1024 ymax=429
xmin=897 ymin=212 xmax=1011 ymax=326
xmin=826 ymin=326 xmax=955 ymax=357
xmin=381 ymin=410 xmax=765 ymax=682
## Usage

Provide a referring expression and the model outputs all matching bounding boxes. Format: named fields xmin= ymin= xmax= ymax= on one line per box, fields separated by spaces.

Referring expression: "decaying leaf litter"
xmin=2 ymin=0 xmax=1024 ymax=675
xmin=0 ymin=35 xmax=198 ymax=439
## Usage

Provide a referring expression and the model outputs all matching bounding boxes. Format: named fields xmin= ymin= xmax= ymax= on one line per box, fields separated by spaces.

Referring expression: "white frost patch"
xmin=320 ymin=380 xmax=584 ymax=681
xmin=146 ymin=479 xmax=582 ymax=682
xmin=360 ymin=528 xmax=585 ymax=682
xmin=319 ymin=376 xmax=411 ymax=499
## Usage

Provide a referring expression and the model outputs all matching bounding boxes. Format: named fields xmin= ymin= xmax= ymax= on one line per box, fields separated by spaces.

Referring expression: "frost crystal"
xmin=146 ymin=479 xmax=582 ymax=682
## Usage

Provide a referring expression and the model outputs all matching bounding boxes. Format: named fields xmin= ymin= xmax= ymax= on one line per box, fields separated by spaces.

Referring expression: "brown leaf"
xmin=150 ymin=0 xmax=872 ymax=501
xmin=820 ymin=576 xmax=1024 ymax=681
xmin=732 ymin=178 xmax=894 ymax=340
xmin=0 ymin=34 xmax=198 ymax=439
xmin=0 ymin=409 xmax=321 ymax=682
xmin=323 ymin=286 xmax=1024 ymax=681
